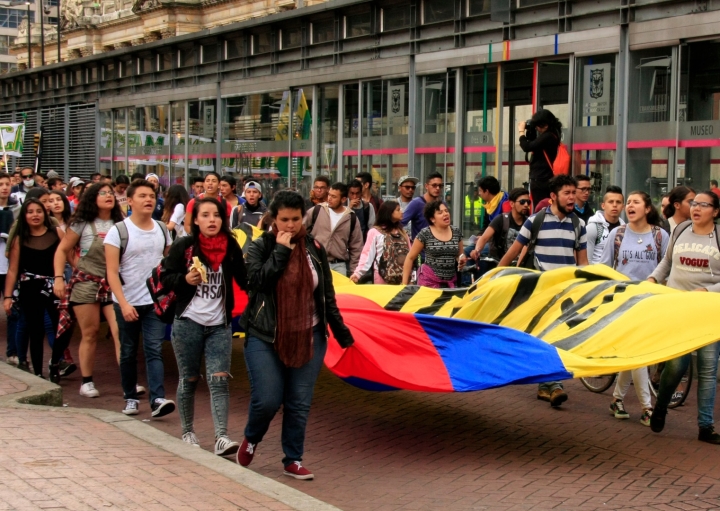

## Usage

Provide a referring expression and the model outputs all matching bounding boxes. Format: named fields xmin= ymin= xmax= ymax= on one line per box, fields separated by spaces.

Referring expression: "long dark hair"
xmin=376 ymin=200 xmax=402 ymax=232
xmin=162 ymin=184 xmax=190 ymax=223
xmin=627 ymin=191 xmax=662 ymax=226
xmin=531 ymin=109 xmax=563 ymax=139
xmin=694 ymin=191 xmax=720 ymax=220
xmin=49 ymin=190 xmax=72 ymax=225
xmin=190 ymin=197 xmax=233 ymax=243
xmin=70 ymin=183 xmax=125 ymax=226
xmin=16 ymin=198 xmax=54 ymax=244
xmin=663 ymin=186 xmax=695 ymax=219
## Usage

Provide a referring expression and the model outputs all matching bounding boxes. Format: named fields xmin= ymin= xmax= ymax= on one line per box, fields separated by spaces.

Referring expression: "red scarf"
xmin=197 ymin=232 xmax=228 ymax=271
xmin=271 ymin=225 xmax=314 ymax=368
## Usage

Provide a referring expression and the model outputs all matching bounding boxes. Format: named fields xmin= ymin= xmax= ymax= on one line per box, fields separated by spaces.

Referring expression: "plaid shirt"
xmin=57 ymin=269 xmax=111 ymax=337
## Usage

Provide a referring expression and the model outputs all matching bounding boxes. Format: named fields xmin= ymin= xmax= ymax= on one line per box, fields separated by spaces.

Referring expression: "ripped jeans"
xmin=171 ymin=317 xmax=233 ymax=439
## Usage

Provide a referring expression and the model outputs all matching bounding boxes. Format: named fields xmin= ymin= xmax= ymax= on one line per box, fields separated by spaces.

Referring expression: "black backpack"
xmin=146 ymin=245 xmax=193 ymax=324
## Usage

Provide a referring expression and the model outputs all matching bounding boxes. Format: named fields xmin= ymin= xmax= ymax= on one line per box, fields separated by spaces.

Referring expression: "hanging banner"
xmin=0 ymin=123 xmax=25 ymax=157
xmin=582 ymin=63 xmax=611 ymax=117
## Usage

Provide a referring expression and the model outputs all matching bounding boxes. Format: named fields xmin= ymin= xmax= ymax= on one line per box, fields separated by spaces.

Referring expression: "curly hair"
xmin=69 ymin=183 xmax=125 ymax=226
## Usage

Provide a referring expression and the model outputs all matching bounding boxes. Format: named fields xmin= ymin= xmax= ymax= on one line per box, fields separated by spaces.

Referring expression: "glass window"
xmin=138 ymin=54 xmax=155 ymax=74
xmin=99 ymin=111 xmax=112 ymax=176
xmin=202 ymin=43 xmax=218 ymax=63
xmin=113 ymin=109 xmax=127 ymax=177
xmin=0 ymin=35 xmax=11 ymax=55
xmin=127 ymin=105 xmax=169 ymax=178
xmin=104 ymin=62 xmax=116 ymax=81
xmin=179 ymin=47 xmax=196 ymax=67
xmin=519 ymin=0 xmax=555 ymax=5
xmin=467 ymin=0 xmax=490 ymax=16
xmin=158 ymin=52 xmax=173 ymax=71
xmin=291 ymin=89 xmax=314 ymax=195
xmin=0 ymin=8 xmax=34 ymax=29
xmin=382 ymin=4 xmax=410 ymax=32
xmin=319 ymin=85 xmax=338 ymax=183
xmin=226 ymin=38 xmax=244 ymax=59
xmin=345 ymin=11 xmax=372 ymax=38
xmin=252 ymin=32 xmax=273 ymax=54
xmin=342 ymin=83 xmax=360 ymax=180
xmin=187 ymin=100 xmax=217 ymax=179
xmin=73 ymin=69 xmax=82 ymax=85
xmin=312 ymin=19 xmax=334 ymax=44
xmin=423 ymin=0 xmax=454 ymax=24
xmin=281 ymin=28 xmax=301 ymax=49
xmin=170 ymin=102 xmax=186 ymax=186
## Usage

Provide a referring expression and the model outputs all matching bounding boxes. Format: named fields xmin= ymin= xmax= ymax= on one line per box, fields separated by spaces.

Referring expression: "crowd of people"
xmin=1 ymin=157 xmax=720 ymax=483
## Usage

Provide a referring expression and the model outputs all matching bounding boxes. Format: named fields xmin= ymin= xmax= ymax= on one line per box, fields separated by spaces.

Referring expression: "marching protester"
xmin=161 ymin=198 xmax=247 ymax=455
xmin=402 ymin=172 xmax=444 ymax=241
xmin=351 ymin=200 xmax=410 ymax=285
xmin=3 ymin=199 xmax=65 ymax=378
xmin=347 ymin=180 xmax=374 ymax=242
xmin=48 ymin=191 xmax=72 ymax=233
xmin=113 ymin=175 xmax=130 ymax=216
xmin=355 ymin=172 xmax=383 ymax=215
xmin=232 ymin=181 xmax=267 ymax=228
xmin=599 ymin=191 xmax=668 ymax=426
xmin=237 ymin=190 xmax=355 ymax=480
xmin=573 ymin=175 xmax=595 ymax=224
xmin=397 ymin=176 xmax=418 ymax=213
xmin=402 ymin=201 xmax=465 ymax=288
xmin=585 ymin=186 xmax=624 ymax=264
xmin=0 ymin=172 xmax=20 ymax=366
xmin=144 ymin=173 xmax=165 ymax=221
xmin=104 ymin=179 xmax=175 ymax=417
xmin=53 ymin=183 xmax=124 ymax=393
xmin=67 ymin=177 xmax=85 ymax=212
xmin=649 ymin=191 xmax=720 ymax=443
xmin=470 ymin=187 xmax=531 ymax=264
xmin=305 ymin=182 xmax=363 ymax=277
xmin=163 ymin=184 xmax=190 ymax=238
xmin=185 ymin=172 xmax=233 ymax=232
xmin=663 ymin=186 xmax=695 ymax=235
xmin=10 ymin=167 xmax=36 ymax=204
xmin=305 ymin=176 xmax=330 ymax=210
xmin=191 ymin=176 xmax=205 ymax=198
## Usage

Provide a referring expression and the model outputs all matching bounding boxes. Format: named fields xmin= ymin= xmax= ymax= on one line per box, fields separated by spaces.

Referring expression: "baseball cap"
xmin=397 ymin=175 xmax=419 ymax=187
xmin=68 ymin=177 xmax=85 ymax=188
xmin=245 ymin=181 xmax=262 ymax=194
xmin=46 ymin=170 xmax=60 ymax=179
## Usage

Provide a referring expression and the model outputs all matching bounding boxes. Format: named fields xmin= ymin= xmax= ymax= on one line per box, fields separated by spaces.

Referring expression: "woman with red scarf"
xmin=237 ymin=190 xmax=355 ymax=480
xmin=160 ymin=198 xmax=247 ymax=457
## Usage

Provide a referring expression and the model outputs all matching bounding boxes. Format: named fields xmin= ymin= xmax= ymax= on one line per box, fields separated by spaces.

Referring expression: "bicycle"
xmin=580 ymin=361 xmax=693 ymax=409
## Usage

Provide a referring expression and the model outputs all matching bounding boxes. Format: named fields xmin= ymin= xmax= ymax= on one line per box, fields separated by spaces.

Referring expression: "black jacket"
xmin=519 ymin=131 xmax=559 ymax=182
xmin=160 ymin=235 xmax=247 ymax=326
xmin=241 ymin=231 xmax=354 ymax=348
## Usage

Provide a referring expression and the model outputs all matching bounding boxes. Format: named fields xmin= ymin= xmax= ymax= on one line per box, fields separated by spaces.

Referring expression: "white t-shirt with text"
xmin=104 ymin=218 xmax=172 ymax=306
xmin=181 ymin=265 xmax=225 ymax=326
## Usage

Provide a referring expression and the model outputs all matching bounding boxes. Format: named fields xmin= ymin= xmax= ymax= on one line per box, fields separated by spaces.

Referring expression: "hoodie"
xmin=586 ymin=210 xmax=624 ymax=264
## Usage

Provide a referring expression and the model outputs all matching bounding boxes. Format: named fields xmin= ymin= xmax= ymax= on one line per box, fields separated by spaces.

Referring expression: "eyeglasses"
xmin=517 ymin=199 xmax=531 ymax=205
xmin=690 ymin=201 xmax=715 ymax=209
xmin=428 ymin=183 xmax=444 ymax=188
xmin=97 ymin=191 xmax=113 ymax=197
xmin=577 ymin=187 xmax=592 ymax=193
xmin=401 ymin=185 xmax=416 ymax=190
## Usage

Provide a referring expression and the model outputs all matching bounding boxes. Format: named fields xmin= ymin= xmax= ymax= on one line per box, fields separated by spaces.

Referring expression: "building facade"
xmin=0 ymin=0 xmax=718 ymax=234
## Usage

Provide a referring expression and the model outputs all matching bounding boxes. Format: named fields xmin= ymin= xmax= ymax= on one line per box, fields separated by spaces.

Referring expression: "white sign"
xmin=582 ymin=64 xmax=611 ymax=117
xmin=387 ymin=84 xmax=406 ymax=126
xmin=203 ymin=105 xmax=215 ymax=139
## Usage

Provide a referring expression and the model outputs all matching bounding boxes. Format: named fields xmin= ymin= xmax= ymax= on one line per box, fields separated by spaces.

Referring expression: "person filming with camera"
xmin=518 ymin=109 xmax=563 ymax=206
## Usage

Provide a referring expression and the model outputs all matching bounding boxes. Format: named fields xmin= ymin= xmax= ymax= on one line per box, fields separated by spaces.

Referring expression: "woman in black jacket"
xmin=237 ymin=190 xmax=354 ymax=480
xmin=160 ymin=197 xmax=247 ymax=457
xmin=519 ymin=109 xmax=562 ymax=205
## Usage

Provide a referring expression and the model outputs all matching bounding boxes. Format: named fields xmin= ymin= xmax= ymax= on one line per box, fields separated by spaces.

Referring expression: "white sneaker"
xmin=136 ymin=385 xmax=146 ymax=396
xmin=79 ymin=382 xmax=100 ymax=398
xmin=6 ymin=355 xmax=18 ymax=366
xmin=182 ymin=432 xmax=201 ymax=448
xmin=122 ymin=399 xmax=139 ymax=415
xmin=214 ymin=436 xmax=240 ymax=456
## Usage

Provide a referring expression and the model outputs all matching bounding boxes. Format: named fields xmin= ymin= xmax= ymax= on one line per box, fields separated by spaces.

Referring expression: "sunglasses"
xmin=401 ymin=185 xmax=416 ymax=190
xmin=428 ymin=183 xmax=444 ymax=188
xmin=517 ymin=199 xmax=531 ymax=205
xmin=577 ymin=187 xmax=592 ymax=193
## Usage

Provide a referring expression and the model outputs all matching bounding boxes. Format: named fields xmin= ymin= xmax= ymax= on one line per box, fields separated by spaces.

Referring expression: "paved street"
xmin=44 ymin=327 xmax=720 ymax=511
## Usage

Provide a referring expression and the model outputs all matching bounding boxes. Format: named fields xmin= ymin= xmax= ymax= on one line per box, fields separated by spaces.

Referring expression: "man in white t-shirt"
xmin=303 ymin=182 xmax=363 ymax=275
xmin=104 ymin=179 xmax=176 ymax=418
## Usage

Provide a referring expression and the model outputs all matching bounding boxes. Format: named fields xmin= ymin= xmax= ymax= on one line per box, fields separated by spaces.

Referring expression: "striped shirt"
xmin=516 ymin=207 xmax=587 ymax=271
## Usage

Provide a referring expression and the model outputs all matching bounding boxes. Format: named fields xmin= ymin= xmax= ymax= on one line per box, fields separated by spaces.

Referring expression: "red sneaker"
xmin=283 ymin=461 xmax=314 ymax=480
xmin=236 ymin=438 xmax=256 ymax=467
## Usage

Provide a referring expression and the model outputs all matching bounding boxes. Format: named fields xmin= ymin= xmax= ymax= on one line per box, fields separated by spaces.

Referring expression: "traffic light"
xmin=33 ymin=133 xmax=40 ymax=156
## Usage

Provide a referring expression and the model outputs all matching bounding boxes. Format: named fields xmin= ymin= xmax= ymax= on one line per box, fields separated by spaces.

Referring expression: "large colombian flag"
xmin=231 ymin=230 xmax=720 ymax=393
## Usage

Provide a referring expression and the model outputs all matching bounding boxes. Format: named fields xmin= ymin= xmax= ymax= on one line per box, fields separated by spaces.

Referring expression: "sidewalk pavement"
xmin=0 ymin=362 xmax=341 ymax=511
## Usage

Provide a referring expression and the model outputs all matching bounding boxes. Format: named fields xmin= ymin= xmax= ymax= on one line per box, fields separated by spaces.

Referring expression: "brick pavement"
xmin=0 ymin=370 xmax=338 ymax=511
xmin=11 ymin=321 xmax=720 ymax=511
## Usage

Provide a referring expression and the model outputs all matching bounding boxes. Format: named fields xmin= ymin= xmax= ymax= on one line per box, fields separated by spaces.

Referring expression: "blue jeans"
xmin=15 ymin=309 xmax=56 ymax=362
xmin=243 ymin=326 xmax=327 ymax=466
xmin=115 ymin=303 xmax=167 ymax=403
xmin=656 ymin=342 xmax=720 ymax=429
xmin=171 ymin=317 xmax=232 ymax=438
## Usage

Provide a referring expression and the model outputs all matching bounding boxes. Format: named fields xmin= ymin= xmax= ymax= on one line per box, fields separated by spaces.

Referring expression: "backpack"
xmin=670 ymin=221 xmax=720 ymax=254
xmin=543 ymin=135 xmax=570 ymax=176
xmin=612 ymin=225 xmax=664 ymax=270
xmin=520 ymin=209 xmax=582 ymax=270
xmin=309 ymin=205 xmax=357 ymax=238
xmin=377 ymin=230 xmax=409 ymax=285
xmin=145 ymin=245 xmax=193 ymax=324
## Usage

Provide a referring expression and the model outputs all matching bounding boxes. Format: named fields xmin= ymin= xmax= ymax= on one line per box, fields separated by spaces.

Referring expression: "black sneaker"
xmin=699 ymin=427 xmax=720 ymax=444
xmin=17 ymin=361 xmax=30 ymax=373
xmin=49 ymin=364 xmax=60 ymax=384
xmin=59 ymin=361 xmax=77 ymax=377
xmin=151 ymin=398 xmax=176 ymax=418
xmin=650 ymin=406 xmax=667 ymax=433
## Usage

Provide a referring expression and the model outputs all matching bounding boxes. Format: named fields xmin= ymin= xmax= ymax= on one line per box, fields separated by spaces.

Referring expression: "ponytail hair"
xmin=627 ymin=190 xmax=661 ymax=226
xmin=663 ymin=186 xmax=695 ymax=219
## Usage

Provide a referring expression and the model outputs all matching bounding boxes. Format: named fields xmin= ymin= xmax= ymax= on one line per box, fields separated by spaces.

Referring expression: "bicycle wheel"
xmin=580 ymin=373 xmax=617 ymax=393
xmin=668 ymin=363 xmax=693 ymax=409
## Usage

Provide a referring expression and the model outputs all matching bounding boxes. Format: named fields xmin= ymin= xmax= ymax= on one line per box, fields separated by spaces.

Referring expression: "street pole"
xmin=39 ymin=0 xmax=44 ymax=66
xmin=56 ymin=0 xmax=60 ymax=62
xmin=26 ymin=2 xmax=31 ymax=69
